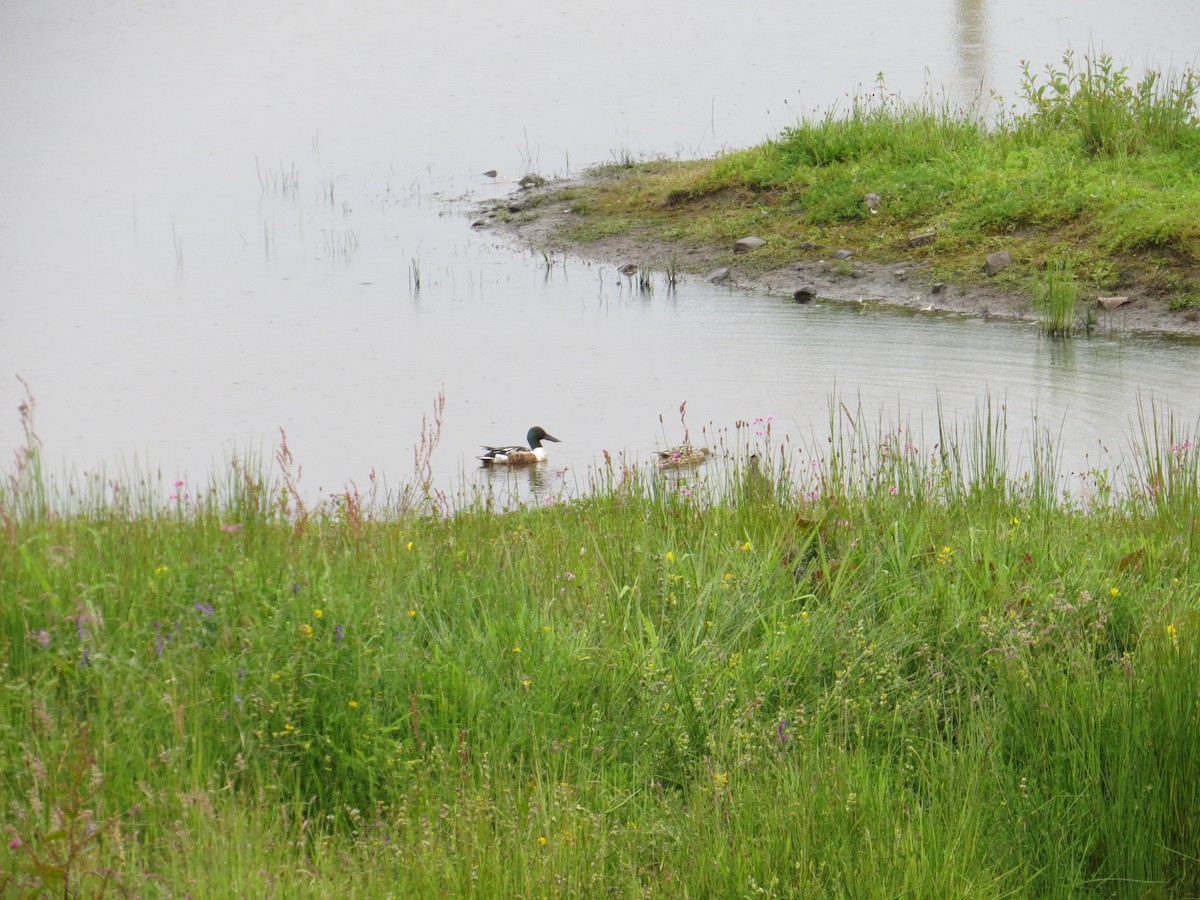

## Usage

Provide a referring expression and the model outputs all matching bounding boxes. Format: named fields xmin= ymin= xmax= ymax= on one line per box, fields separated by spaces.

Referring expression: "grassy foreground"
xmin=3 ymin=402 xmax=1200 ymax=897
xmin=527 ymin=51 xmax=1200 ymax=313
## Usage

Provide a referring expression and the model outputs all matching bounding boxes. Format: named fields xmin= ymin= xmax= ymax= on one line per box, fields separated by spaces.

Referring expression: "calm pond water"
xmin=2 ymin=0 xmax=1199 ymax=506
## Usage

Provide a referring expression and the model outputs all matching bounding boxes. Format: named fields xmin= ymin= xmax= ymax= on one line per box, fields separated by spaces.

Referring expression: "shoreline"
xmin=478 ymin=172 xmax=1200 ymax=339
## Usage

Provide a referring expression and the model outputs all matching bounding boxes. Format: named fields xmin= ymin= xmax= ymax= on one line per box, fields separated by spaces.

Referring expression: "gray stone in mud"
xmin=707 ymin=267 xmax=731 ymax=284
xmin=1098 ymin=295 xmax=1133 ymax=310
xmin=984 ymin=249 xmax=1012 ymax=276
xmin=908 ymin=230 xmax=937 ymax=247
xmin=734 ymin=236 xmax=767 ymax=253
xmin=833 ymin=249 xmax=854 ymax=260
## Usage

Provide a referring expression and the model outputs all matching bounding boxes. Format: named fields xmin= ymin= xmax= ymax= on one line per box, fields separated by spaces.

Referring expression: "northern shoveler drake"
xmin=656 ymin=444 xmax=711 ymax=469
xmin=478 ymin=426 xmax=561 ymax=466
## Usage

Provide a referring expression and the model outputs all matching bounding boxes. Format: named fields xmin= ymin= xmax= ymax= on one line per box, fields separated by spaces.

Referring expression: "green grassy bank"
xmin=522 ymin=51 xmax=1200 ymax=316
xmin=3 ymin=400 xmax=1200 ymax=896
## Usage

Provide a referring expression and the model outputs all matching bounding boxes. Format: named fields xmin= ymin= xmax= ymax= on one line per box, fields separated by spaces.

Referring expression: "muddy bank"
xmin=478 ymin=174 xmax=1200 ymax=339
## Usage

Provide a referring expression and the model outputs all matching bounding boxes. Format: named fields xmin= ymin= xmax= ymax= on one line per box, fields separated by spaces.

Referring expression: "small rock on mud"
xmin=984 ymin=249 xmax=1013 ymax=276
xmin=734 ymin=236 xmax=767 ymax=253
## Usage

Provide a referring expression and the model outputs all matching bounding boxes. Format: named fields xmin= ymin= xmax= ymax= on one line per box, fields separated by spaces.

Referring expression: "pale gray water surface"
xmin=2 ymin=1 xmax=1198 ymax=505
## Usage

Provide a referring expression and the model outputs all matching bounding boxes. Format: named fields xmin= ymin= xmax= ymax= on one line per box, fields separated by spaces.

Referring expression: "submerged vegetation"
xmin=525 ymin=50 xmax=1200 ymax=313
xmin=4 ymin=390 xmax=1200 ymax=896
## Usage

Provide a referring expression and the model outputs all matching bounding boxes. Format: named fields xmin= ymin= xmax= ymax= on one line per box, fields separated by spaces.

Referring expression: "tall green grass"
xmin=3 ymin=399 xmax=1200 ymax=896
xmin=1034 ymin=258 xmax=1083 ymax=336
xmin=1018 ymin=49 xmax=1200 ymax=156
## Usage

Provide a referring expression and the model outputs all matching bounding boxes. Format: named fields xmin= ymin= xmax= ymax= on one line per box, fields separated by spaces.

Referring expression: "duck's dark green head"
xmin=527 ymin=426 xmax=561 ymax=449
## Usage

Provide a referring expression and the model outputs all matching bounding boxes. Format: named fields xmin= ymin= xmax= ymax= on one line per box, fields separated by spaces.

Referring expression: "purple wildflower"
xmin=194 ymin=602 xmax=215 ymax=616
xmin=776 ymin=718 xmax=790 ymax=745
xmin=335 ymin=624 xmax=344 ymax=643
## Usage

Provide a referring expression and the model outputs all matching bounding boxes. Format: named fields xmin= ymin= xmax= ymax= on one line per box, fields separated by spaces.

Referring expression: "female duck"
xmin=478 ymin=426 xmax=561 ymax=466
xmin=656 ymin=445 xmax=711 ymax=469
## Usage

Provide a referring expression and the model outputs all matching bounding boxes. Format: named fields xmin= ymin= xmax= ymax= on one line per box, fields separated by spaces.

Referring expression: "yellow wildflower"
xmin=313 ymin=609 xmax=323 ymax=618
xmin=537 ymin=836 xmax=547 ymax=846
xmin=666 ymin=551 xmax=676 ymax=563
xmin=348 ymin=700 xmax=359 ymax=708
xmin=299 ymin=623 xmax=315 ymax=638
